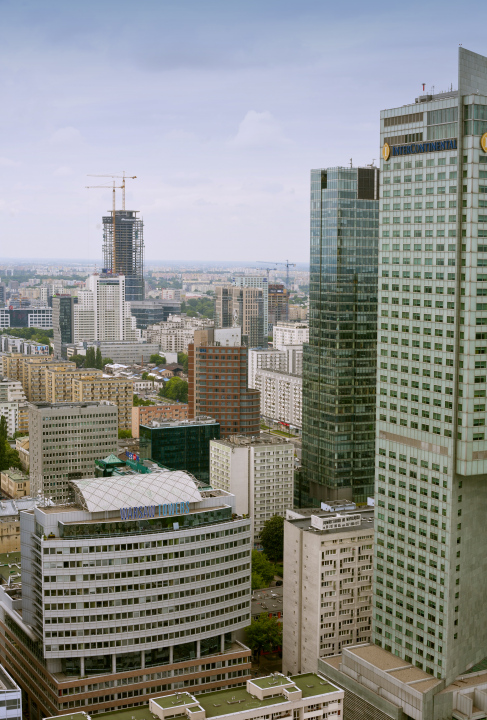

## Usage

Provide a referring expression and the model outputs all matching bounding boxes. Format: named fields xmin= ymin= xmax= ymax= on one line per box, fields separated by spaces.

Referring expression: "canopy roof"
xmin=71 ymin=470 xmax=202 ymax=513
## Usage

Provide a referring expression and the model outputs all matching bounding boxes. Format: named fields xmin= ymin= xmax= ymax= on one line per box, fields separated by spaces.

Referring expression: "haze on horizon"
xmin=0 ymin=0 xmax=484 ymax=263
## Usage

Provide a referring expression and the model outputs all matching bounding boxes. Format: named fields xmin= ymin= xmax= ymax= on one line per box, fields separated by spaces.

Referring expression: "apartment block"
xmin=282 ymin=507 xmax=374 ymax=675
xmin=28 ymin=401 xmax=118 ymax=502
xmin=210 ymin=433 xmax=294 ymax=544
xmin=145 ymin=315 xmax=214 ymax=354
xmin=0 ymin=377 xmax=28 ymax=436
xmin=131 ymin=402 xmax=188 ymax=438
xmin=44 ymin=367 xmax=104 ymax=403
xmin=273 ymin=321 xmax=309 ymax=350
xmin=188 ymin=343 xmax=260 ymax=438
xmin=71 ymin=376 xmax=133 ymax=430
xmin=0 ymin=472 xmax=252 ymax=717
xmin=233 ymin=275 xmax=269 ymax=335
xmin=17 ymin=357 xmax=74 ymax=402
xmin=254 ymin=368 xmax=302 ymax=429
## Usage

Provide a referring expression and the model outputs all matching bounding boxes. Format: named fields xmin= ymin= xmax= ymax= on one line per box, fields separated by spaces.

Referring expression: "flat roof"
xmin=213 ymin=432 xmax=291 ymax=448
xmin=288 ymin=508 xmax=375 ymax=535
xmin=0 ymin=665 xmax=19 ymax=691
xmin=0 ymin=552 xmax=21 ymax=582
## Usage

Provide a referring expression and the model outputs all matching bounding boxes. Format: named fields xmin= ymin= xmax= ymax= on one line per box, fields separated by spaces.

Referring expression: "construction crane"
xmin=257 ymin=260 xmax=296 ymax=289
xmin=86 ymin=180 xmax=123 ymax=273
xmin=87 ymin=172 xmax=136 ymax=210
xmin=253 ymin=266 xmax=277 ymax=282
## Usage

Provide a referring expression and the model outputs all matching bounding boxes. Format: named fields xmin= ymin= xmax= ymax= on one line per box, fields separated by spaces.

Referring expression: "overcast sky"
xmin=0 ymin=0 xmax=485 ymax=263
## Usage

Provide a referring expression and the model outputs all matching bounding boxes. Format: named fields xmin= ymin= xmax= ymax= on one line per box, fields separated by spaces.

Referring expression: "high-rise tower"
xmin=102 ymin=210 xmax=144 ymax=301
xmin=372 ymin=48 xmax=487 ymax=683
xmin=302 ymin=165 xmax=379 ymax=505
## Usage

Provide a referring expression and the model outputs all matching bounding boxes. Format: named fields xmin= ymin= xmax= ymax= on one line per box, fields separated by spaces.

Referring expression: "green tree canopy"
xmin=95 ymin=347 xmax=103 ymax=370
xmin=260 ymin=515 xmax=284 ymax=562
xmin=102 ymin=357 xmax=113 ymax=366
xmin=159 ymin=377 xmax=188 ymax=403
xmin=149 ymin=354 xmax=166 ymax=365
xmin=0 ymin=416 xmax=21 ymax=471
xmin=177 ymin=352 xmax=188 ymax=373
xmin=85 ymin=347 xmax=96 ymax=369
xmin=133 ymin=395 xmax=155 ymax=407
xmin=118 ymin=429 xmax=132 ymax=439
xmin=252 ymin=550 xmax=275 ymax=587
xmin=245 ymin=613 xmax=282 ymax=663
xmin=71 ymin=354 xmax=85 ymax=368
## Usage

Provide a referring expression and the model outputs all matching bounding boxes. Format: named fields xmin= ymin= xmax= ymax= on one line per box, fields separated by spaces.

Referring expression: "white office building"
xmin=233 ymin=275 xmax=269 ymax=334
xmin=74 ymin=274 xmax=137 ymax=343
xmin=209 ymin=433 xmax=294 ymax=544
xmin=273 ymin=321 xmax=308 ymax=350
xmin=282 ymin=506 xmax=374 ymax=675
xmin=2 ymin=470 xmax=251 ymax=717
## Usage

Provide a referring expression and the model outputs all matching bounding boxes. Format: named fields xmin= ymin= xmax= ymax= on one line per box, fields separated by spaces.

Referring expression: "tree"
xmin=245 ymin=613 xmax=282 ymax=664
xmin=252 ymin=572 xmax=265 ymax=591
xmin=71 ymin=354 xmax=85 ymax=368
xmin=118 ymin=429 xmax=132 ymax=439
xmin=85 ymin=347 xmax=96 ymax=369
xmin=102 ymin=357 xmax=113 ymax=366
xmin=95 ymin=347 xmax=103 ymax=370
xmin=149 ymin=354 xmax=166 ymax=365
xmin=252 ymin=550 xmax=275 ymax=586
xmin=133 ymin=395 xmax=155 ymax=407
xmin=260 ymin=515 xmax=284 ymax=562
xmin=141 ymin=372 xmax=150 ymax=380
xmin=177 ymin=352 xmax=188 ymax=373
xmin=0 ymin=416 xmax=21 ymax=472
xmin=159 ymin=377 xmax=188 ymax=403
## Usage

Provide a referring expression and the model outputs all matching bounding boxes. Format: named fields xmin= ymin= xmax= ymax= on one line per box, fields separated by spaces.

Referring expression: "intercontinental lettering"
xmin=390 ymin=138 xmax=457 ymax=156
xmin=120 ymin=501 xmax=191 ymax=520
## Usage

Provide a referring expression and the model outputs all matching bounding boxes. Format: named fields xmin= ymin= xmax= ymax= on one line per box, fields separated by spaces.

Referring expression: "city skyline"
xmin=0 ymin=1 xmax=484 ymax=262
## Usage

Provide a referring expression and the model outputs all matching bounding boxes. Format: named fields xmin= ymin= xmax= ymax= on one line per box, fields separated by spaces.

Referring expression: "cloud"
xmin=48 ymin=127 xmax=82 ymax=145
xmin=53 ymin=166 xmax=73 ymax=176
xmin=231 ymin=111 xmax=289 ymax=148
xmin=0 ymin=157 xmax=20 ymax=167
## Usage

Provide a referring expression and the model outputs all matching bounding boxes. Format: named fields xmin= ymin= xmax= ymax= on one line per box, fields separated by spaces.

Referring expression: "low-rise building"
xmin=210 ymin=433 xmax=294 ymax=545
xmin=15 ymin=436 xmax=29 ymax=472
xmin=283 ymin=507 xmax=374 ymax=675
xmin=0 ymin=469 xmax=30 ymax=498
xmin=0 ymin=497 xmax=40 ymax=553
xmin=66 ymin=341 xmax=162 ymax=365
xmin=71 ymin=376 xmax=133 ymax=430
xmin=131 ymin=402 xmax=188 ymax=438
xmin=1 ymin=472 xmax=252 ymax=717
xmin=254 ymin=368 xmax=302 ymax=429
xmin=140 ymin=417 xmax=220 ymax=484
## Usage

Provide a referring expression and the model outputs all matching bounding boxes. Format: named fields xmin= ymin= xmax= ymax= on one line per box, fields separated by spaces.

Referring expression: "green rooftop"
xmin=152 ymin=694 xmax=195 ymax=710
xmin=290 ymin=674 xmax=337 ymax=698
xmin=45 ymin=713 xmax=89 ymax=720
xmin=0 ymin=552 xmax=21 ymax=582
xmin=196 ymin=686 xmax=286 ymax=718
xmin=92 ymin=707 xmax=154 ymax=720
xmin=252 ymin=676 xmax=292 ymax=689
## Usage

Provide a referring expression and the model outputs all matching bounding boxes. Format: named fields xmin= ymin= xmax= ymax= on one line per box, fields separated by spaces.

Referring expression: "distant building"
xmin=188 ymin=341 xmax=260 ymax=438
xmin=7 ymin=307 xmax=52 ymax=328
xmin=268 ymin=283 xmax=289 ymax=330
xmin=52 ymin=294 xmax=76 ymax=358
xmin=71 ymin=376 xmax=133 ymax=430
xmin=254 ymin=368 xmax=302 ymax=429
xmin=74 ymin=274 xmax=136 ymax=343
xmin=210 ymin=433 xmax=294 ymax=544
xmin=273 ymin=321 xmax=308 ymax=350
xmin=131 ymin=402 xmax=188 ymax=438
xmin=145 ymin=315 xmax=214 ymax=353
xmin=288 ymin=304 xmax=308 ymax=321
xmin=102 ymin=209 xmax=145 ymax=302
xmin=28 ymin=401 xmax=118 ymax=502
xmin=282 ymin=506 xmax=373 ymax=674
xmin=140 ymin=417 xmax=220 ymax=484
xmin=67 ymin=340 xmax=161 ymax=365
xmin=130 ymin=299 xmax=181 ymax=329
xmin=233 ymin=275 xmax=269 ymax=335
xmin=215 ymin=286 xmax=264 ymax=347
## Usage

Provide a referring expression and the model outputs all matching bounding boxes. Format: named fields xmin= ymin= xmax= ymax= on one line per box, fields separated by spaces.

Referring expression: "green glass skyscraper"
xmin=302 ymin=166 xmax=379 ymax=505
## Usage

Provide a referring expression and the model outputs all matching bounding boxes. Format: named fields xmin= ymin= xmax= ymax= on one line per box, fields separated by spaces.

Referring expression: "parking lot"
xmin=251 ymin=585 xmax=283 ymax=620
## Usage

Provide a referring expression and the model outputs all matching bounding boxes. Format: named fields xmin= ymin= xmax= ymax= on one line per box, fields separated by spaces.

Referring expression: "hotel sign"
xmin=120 ymin=502 xmax=191 ymax=520
xmin=382 ymin=138 xmax=457 ymax=160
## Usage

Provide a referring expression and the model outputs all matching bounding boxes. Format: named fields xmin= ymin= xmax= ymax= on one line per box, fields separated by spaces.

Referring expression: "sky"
xmin=0 ymin=0 xmax=486 ymax=264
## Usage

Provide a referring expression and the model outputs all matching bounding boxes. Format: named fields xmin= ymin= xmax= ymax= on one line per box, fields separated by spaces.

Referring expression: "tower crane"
xmin=85 ymin=180 xmax=123 ymax=273
xmin=256 ymin=259 xmax=296 ymax=288
xmin=87 ymin=172 xmax=136 ymax=210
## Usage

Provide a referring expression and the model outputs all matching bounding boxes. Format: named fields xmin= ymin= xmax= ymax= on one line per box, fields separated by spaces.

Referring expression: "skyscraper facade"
xmin=302 ymin=166 xmax=379 ymax=505
xmin=372 ymin=48 xmax=487 ymax=683
xmin=268 ymin=283 xmax=289 ymax=328
xmin=214 ymin=286 xmax=264 ymax=347
xmin=233 ymin=275 xmax=269 ymax=335
xmin=52 ymin=295 xmax=76 ymax=358
xmin=102 ymin=210 xmax=144 ymax=301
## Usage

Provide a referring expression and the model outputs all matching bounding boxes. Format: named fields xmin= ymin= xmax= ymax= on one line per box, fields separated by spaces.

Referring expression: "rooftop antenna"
xmin=350 ymin=158 xmax=353 ymax=168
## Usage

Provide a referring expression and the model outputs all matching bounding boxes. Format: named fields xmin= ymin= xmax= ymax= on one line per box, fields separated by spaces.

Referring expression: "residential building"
xmin=15 ymin=436 xmax=29 ymax=472
xmin=0 ymin=378 xmax=28 ymax=436
xmin=52 ymin=295 xmax=76 ymax=358
xmin=282 ymin=506 xmax=374 ymax=675
xmin=140 ymin=417 xmax=220 ymax=484
xmin=188 ymin=342 xmax=260 ymax=438
xmin=0 ymin=469 xmax=30 ymax=498
xmin=210 ymin=433 xmax=294 ymax=544
xmin=145 ymin=315 xmax=214 ymax=354
xmin=19 ymin=358 xmax=74 ymax=403
xmin=130 ymin=299 xmax=181 ymax=329
xmin=161 ymin=288 xmax=181 ymax=301
xmin=268 ymin=283 xmax=289 ymax=329
xmin=44 ymin=367 xmax=103 ymax=403
xmin=1 ymin=354 xmax=23 ymax=382
xmin=0 ymin=497 xmax=39 ymax=553
xmin=42 ymin=673 xmax=343 ymax=720
xmin=1 ymin=471 xmax=252 ymax=717
xmin=102 ymin=209 xmax=145 ymax=302
xmin=233 ymin=275 xmax=269 ymax=335
xmin=254 ymin=368 xmax=303 ymax=429
xmin=273 ymin=321 xmax=309 ymax=350
xmin=28 ymin=401 xmax=118 ymax=501
xmin=193 ymin=326 xmax=242 ymax=348
xmin=0 ymin=336 xmax=49 ymax=355
xmin=302 ymin=165 xmax=379 ymax=505
xmin=248 ymin=348 xmax=288 ymax=387
xmin=74 ymin=274 xmax=137 ymax=343
xmin=372 ymin=48 xmax=487 ymax=683
xmin=131 ymin=402 xmax=189 ymax=438
xmin=214 ymin=286 xmax=264 ymax=347
xmin=71 ymin=376 xmax=133 ymax=429
xmin=288 ymin=304 xmax=308 ymax=321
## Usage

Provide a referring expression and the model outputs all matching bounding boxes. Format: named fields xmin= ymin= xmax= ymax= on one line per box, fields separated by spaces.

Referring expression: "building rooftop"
xmin=0 ymin=665 xmax=19 ymax=691
xmin=0 ymin=552 xmax=21 ymax=583
xmin=214 ymin=432 xmax=291 ymax=448
xmin=31 ymin=401 xmax=117 ymax=410
xmin=287 ymin=507 xmax=375 ymax=535
xmin=71 ymin=470 xmax=203 ymax=512
xmin=141 ymin=416 xmax=218 ymax=430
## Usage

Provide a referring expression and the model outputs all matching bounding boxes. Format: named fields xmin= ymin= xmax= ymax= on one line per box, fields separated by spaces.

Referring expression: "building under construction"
xmin=102 ymin=210 xmax=144 ymax=301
